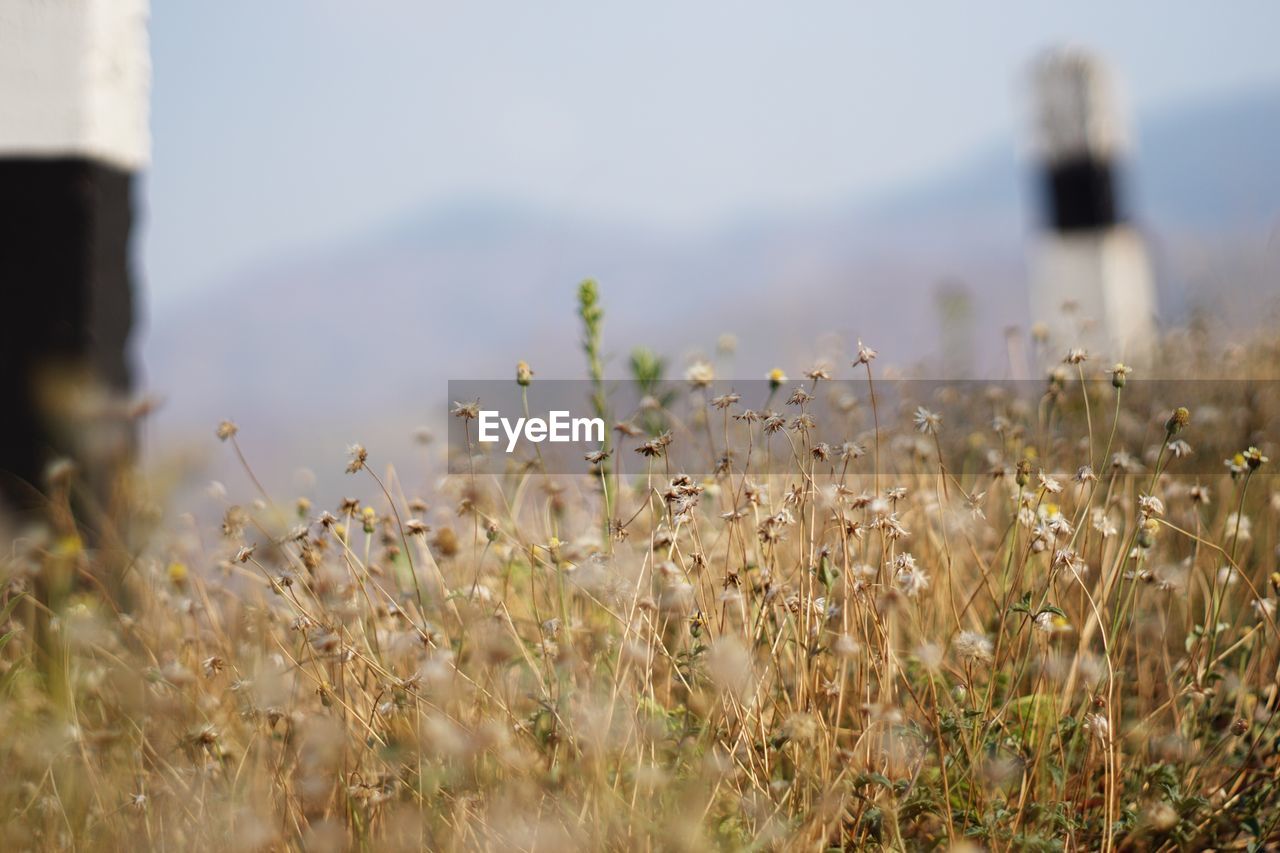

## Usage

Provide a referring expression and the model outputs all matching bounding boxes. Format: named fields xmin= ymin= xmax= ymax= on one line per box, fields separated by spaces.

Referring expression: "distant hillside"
xmin=142 ymin=87 xmax=1280 ymax=492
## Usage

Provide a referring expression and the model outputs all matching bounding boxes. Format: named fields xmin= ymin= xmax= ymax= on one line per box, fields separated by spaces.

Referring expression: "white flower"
xmin=913 ymin=406 xmax=942 ymax=435
xmin=894 ymin=564 xmax=931 ymax=599
xmin=1138 ymin=494 xmax=1165 ymax=518
xmin=685 ymin=360 xmax=715 ymax=388
xmin=1034 ymin=611 xmax=1072 ymax=634
xmin=953 ymin=630 xmax=993 ymax=663
xmin=1038 ymin=472 xmax=1063 ymax=494
xmin=1084 ymin=712 xmax=1110 ymax=742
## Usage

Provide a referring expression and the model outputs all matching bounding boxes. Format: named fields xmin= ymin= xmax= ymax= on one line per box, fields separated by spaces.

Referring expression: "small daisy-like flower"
xmin=1138 ymin=494 xmax=1165 ymax=518
xmin=1064 ymin=348 xmax=1088 ymax=365
xmin=1038 ymin=472 xmax=1063 ymax=494
xmin=1110 ymin=363 xmax=1132 ymax=389
xmin=1034 ymin=611 xmax=1072 ymax=634
xmin=894 ymin=564 xmax=931 ymax=599
xmin=839 ymin=441 xmax=866 ymax=461
xmin=1243 ymin=446 xmax=1269 ymax=470
xmin=853 ymin=340 xmax=878 ymax=366
xmin=913 ymin=406 xmax=942 ymax=435
xmin=953 ymin=630 xmax=993 ymax=663
xmin=1190 ymin=483 xmax=1211 ymax=505
xmin=584 ymin=449 xmax=611 ymax=465
xmin=686 ymin=360 xmax=715 ymax=388
xmin=804 ymin=365 xmax=831 ymax=381
xmin=1074 ymin=465 xmax=1097 ymax=484
xmin=451 ymin=399 xmax=480 ymax=420
xmin=1168 ymin=439 xmax=1193 ymax=459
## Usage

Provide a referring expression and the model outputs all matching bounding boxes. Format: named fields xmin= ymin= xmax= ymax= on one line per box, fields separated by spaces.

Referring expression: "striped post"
xmin=1028 ymin=48 xmax=1157 ymax=362
xmin=0 ymin=1 xmax=149 ymax=515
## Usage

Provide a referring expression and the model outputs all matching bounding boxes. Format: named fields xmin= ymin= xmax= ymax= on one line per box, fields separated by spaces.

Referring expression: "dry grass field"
xmin=2 ymin=284 xmax=1279 ymax=851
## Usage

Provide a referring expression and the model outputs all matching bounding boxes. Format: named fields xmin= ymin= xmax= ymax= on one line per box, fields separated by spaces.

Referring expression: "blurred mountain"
xmin=142 ymin=86 xmax=1280 ymax=488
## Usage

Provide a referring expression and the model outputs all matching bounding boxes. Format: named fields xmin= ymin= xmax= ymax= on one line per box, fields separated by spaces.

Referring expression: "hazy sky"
xmin=144 ymin=1 xmax=1280 ymax=303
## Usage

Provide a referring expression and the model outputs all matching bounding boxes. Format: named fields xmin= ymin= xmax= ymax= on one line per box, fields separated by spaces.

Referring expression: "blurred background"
xmin=127 ymin=3 xmax=1280 ymax=492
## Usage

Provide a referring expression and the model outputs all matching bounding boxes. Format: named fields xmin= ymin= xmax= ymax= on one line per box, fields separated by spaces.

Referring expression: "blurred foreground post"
xmin=0 ymin=1 xmax=149 ymax=524
xmin=1028 ymin=48 xmax=1157 ymax=362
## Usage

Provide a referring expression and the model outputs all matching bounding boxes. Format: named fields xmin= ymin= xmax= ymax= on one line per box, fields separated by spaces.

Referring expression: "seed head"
xmin=1165 ymin=407 xmax=1190 ymax=438
xmin=345 ymin=444 xmax=368 ymax=474
xmin=216 ymin=420 xmax=239 ymax=441
xmin=1110 ymin=363 xmax=1132 ymax=389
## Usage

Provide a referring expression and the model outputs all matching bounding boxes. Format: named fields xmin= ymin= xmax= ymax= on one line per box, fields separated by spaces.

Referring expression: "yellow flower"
xmin=167 ymin=561 xmax=189 ymax=584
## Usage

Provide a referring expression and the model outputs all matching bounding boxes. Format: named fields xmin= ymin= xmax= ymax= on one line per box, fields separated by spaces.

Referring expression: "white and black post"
xmin=1028 ymin=48 xmax=1157 ymax=363
xmin=0 ymin=1 xmax=150 ymax=512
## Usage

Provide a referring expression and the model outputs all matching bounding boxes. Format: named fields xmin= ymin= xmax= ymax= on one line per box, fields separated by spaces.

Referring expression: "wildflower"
xmin=763 ymin=413 xmax=787 ymax=434
xmin=515 ymin=361 xmax=534 ymax=386
xmin=913 ymin=406 xmax=942 ymax=435
xmin=614 ymin=420 xmax=643 ymax=437
xmin=965 ymin=490 xmax=987 ymax=520
xmin=1138 ymin=494 xmax=1165 ymax=518
xmin=1074 ymin=465 xmax=1097 ymax=484
xmin=685 ymin=360 xmax=715 ymax=388
xmin=853 ymin=340 xmax=877 ymax=366
xmin=1252 ymin=598 xmax=1276 ymax=620
xmin=786 ymin=386 xmax=813 ymax=406
xmin=1168 ymin=439 xmax=1193 ymax=459
xmin=234 ymin=545 xmax=255 ymax=563
xmin=1190 ymin=483 xmax=1211 ymax=505
xmin=804 ymin=365 xmax=831 ymax=381
xmin=404 ymin=519 xmax=429 ymax=537
xmin=710 ymin=391 xmax=740 ymax=409
xmin=1243 ymin=446 xmax=1269 ymax=470
xmin=1164 ymin=407 xmax=1190 ymax=438
xmin=1110 ymin=363 xmax=1132 ymax=389
xmin=451 ymin=399 xmax=480 ymax=420
xmin=1141 ymin=801 xmax=1178 ymax=832
xmin=893 ymin=556 xmax=930 ymax=599
xmin=636 ymin=433 xmax=671 ymax=458
xmin=839 ymin=441 xmax=866 ymax=460
xmin=216 ymin=420 xmax=239 ymax=441
xmin=167 ymin=561 xmax=189 ymax=585
xmin=953 ymin=631 xmax=993 ymax=663
xmin=1038 ymin=472 xmax=1063 ymax=494
xmin=1064 ymin=348 xmax=1088 ymax=365
xmin=1217 ymin=566 xmax=1239 ymax=587
xmin=767 ymin=368 xmax=787 ymax=390
xmin=1226 ymin=512 xmax=1252 ymax=540
xmin=1084 ymin=712 xmax=1110 ymax=742
xmin=584 ymin=449 xmax=611 ymax=465
xmin=1034 ymin=611 xmax=1072 ymax=633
